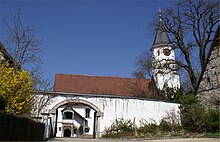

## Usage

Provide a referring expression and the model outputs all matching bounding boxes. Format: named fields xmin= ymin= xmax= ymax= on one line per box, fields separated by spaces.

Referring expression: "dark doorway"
xmin=73 ymin=129 xmax=77 ymax=134
xmin=64 ymin=129 xmax=71 ymax=137
xmin=93 ymin=112 xmax=97 ymax=138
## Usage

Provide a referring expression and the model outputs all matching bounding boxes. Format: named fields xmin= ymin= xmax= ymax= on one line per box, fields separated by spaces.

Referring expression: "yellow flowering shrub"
xmin=0 ymin=63 xmax=33 ymax=116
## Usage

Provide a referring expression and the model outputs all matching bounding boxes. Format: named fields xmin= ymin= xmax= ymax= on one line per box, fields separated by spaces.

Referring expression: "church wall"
xmin=38 ymin=94 xmax=179 ymax=137
xmin=95 ymin=96 xmax=179 ymax=133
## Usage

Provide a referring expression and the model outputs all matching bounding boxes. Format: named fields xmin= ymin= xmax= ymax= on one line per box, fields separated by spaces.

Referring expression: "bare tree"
xmin=133 ymin=50 xmax=153 ymax=79
xmin=133 ymin=50 xmax=177 ymax=100
xmin=32 ymin=78 xmax=54 ymax=117
xmin=4 ymin=11 xmax=42 ymax=71
xmin=134 ymin=0 xmax=219 ymax=95
xmin=123 ymin=78 xmax=154 ymax=98
xmin=162 ymin=0 xmax=219 ymax=94
xmin=3 ymin=10 xmax=54 ymax=116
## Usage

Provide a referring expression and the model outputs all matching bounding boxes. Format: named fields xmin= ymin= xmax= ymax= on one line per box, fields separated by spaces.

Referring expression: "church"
xmin=33 ymin=14 xmax=181 ymax=139
xmin=0 ymin=14 xmax=181 ymax=139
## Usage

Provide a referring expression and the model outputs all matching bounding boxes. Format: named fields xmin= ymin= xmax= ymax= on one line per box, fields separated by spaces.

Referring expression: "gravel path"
xmin=146 ymin=138 xmax=219 ymax=142
xmin=49 ymin=138 xmax=220 ymax=142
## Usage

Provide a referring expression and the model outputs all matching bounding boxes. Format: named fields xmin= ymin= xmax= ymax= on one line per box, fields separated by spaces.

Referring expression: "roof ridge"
xmin=55 ymin=73 xmax=150 ymax=80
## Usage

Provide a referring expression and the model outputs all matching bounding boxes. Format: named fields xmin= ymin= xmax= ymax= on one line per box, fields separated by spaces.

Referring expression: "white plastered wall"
xmin=38 ymin=94 xmax=180 ymax=137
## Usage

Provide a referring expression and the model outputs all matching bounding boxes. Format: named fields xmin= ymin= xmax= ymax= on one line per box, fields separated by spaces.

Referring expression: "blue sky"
xmin=0 ymin=0 xmax=177 ymax=80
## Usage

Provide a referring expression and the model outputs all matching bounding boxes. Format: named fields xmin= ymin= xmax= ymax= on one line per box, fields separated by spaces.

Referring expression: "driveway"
xmin=49 ymin=138 xmax=220 ymax=142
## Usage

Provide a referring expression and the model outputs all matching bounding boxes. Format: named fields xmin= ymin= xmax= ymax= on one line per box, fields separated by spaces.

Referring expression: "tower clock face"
xmin=163 ymin=49 xmax=171 ymax=56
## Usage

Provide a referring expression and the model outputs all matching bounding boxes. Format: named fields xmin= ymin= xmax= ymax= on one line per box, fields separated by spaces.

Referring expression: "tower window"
xmin=207 ymin=75 xmax=212 ymax=89
xmin=85 ymin=108 xmax=91 ymax=118
xmin=157 ymin=50 xmax=160 ymax=56
xmin=206 ymin=67 xmax=213 ymax=89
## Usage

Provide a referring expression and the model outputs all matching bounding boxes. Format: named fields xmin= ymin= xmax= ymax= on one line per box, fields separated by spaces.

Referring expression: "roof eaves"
xmin=52 ymin=91 xmax=178 ymax=103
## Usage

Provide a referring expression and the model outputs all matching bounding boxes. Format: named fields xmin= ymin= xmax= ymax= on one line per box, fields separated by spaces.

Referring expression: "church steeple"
xmin=151 ymin=9 xmax=180 ymax=91
xmin=152 ymin=9 xmax=171 ymax=49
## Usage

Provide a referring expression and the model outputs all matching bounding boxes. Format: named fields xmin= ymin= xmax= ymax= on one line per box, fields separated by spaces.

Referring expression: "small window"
xmin=73 ymin=129 xmax=77 ymax=134
xmin=59 ymin=127 xmax=61 ymax=131
xmin=85 ymin=108 xmax=90 ymax=118
xmin=84 ymin=127 xmax=90 ymax=133
xmin=63 ymin=112 xmax=73 ymax=119
xmin=157 ymin=50 xmax=160 ymax=56
xmin=207 ymin=75 xmax=212 ymax=89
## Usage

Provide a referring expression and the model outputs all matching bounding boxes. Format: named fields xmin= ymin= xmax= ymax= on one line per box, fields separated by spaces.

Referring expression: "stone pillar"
xmin=96 ymin=111 xmax=104 ymax=138
xmin=42 ymin=114 xmax=49 ymax=139
xmin=96 ymin=116 xmax=100 ymax=138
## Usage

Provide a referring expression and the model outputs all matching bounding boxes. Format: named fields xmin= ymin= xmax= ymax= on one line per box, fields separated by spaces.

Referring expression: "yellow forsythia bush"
xmin=0 ymin=63 xmax=33 ymax=116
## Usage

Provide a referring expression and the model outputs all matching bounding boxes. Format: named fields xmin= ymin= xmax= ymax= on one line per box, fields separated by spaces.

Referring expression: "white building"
xmin=35 ymin=74 xmax=180 ymax=139
xmin=151 ymin=14 xmax=180 ymax=90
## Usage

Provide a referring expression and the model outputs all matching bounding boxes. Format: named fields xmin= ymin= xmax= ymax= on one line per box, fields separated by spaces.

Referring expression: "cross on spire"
xmin=158 ymin=8 xmax=162 ymax=22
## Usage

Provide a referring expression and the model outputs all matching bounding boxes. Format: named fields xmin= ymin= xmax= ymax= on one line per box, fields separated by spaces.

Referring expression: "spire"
xmin=152 ymin=9 xmax=171 ymax=48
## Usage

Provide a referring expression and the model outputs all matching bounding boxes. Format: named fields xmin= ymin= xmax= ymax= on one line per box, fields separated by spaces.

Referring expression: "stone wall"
xmin=198 ymin=28 xmax=220 ymax=109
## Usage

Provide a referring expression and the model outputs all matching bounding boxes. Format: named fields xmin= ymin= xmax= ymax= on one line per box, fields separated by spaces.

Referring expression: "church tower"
xmin=151 ymin=11 xmax=180 ymax=90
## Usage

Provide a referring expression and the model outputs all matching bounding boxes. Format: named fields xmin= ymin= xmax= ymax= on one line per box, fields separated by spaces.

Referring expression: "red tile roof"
xmin=54 ymin=74 xmax=152 ymax=98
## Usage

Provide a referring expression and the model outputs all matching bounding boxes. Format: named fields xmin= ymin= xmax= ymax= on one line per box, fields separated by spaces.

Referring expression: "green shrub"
xmin=79 ymin=125 xmax=84 ymax=134
xmin=205 ymin=109 xmax=219 ymax=133
xmin=102 ymin=118 xmax=135 ymax=138
xmin=179 ymin=94 xmax=207 ymax=133
xmin=139 ymin=123 xmax=159 ymax=134
xmin=204 ymin=132 xmax=220 ymax=138
xmin=103 ymin=116 xmax=183 ymax=138
xmin=159 ymin=119 xmax=172 ymax=133
xmin=159 ymin=109 xmax=182 ymax=133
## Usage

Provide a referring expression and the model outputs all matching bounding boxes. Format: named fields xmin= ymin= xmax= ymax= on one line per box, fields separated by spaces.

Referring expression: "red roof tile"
xmin=54 ymin=74 xmax=152 ymax=98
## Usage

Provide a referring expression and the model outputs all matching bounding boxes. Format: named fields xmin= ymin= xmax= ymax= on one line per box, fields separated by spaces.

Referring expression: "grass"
xmin=204 ymin=132 xmax=220 ymax=138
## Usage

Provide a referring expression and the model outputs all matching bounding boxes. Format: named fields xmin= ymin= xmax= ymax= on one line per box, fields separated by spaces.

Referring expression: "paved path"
xmin=49 ymin=138 xmax=220 ymax=142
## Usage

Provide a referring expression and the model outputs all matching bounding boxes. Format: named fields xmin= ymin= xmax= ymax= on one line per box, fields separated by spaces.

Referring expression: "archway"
xmin=64 ymin=129 xmax=71 ymax=137
xmin=49 ymin=99 xmax=103 ymax=138
xmin=50 ymin=99 xmax=101 ymax=113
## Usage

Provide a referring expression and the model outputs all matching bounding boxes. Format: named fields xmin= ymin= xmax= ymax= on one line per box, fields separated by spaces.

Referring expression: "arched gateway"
xmin=48 ymin=99 xmax=103 ymax=138
xmin=38 ymin=74 xmax=179 ymax=139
